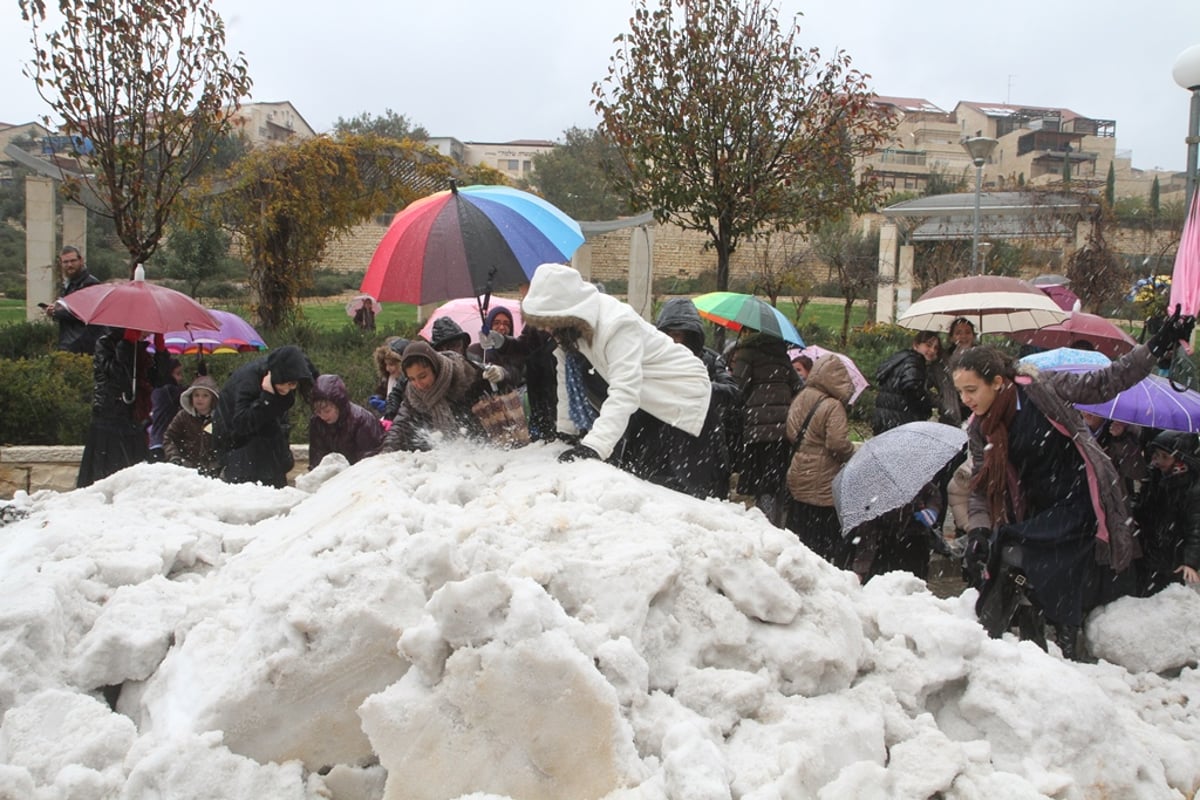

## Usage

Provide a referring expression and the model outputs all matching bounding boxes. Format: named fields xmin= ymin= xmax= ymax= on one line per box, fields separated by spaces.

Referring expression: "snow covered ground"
xmin=1 ymin=440 xmax=1199 ymax=800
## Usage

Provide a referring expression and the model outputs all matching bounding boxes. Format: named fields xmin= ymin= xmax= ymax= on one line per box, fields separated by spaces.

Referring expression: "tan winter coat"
xmin=785 ymin=354 xmax=856 ymax=506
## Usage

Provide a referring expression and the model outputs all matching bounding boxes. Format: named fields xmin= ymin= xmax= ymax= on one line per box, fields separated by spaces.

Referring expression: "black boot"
xmin=1055 ymin=625 xmax=1093 ymax=662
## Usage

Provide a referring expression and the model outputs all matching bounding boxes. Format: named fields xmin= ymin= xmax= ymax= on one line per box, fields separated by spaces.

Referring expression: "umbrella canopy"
xmin=692 ymin=292 xmax=804 ymax=346
xmin=1039 ymin=283 xmax=1080 ymax=312
xmin=1041 ymin=363 xmax=1200 ymax=433
xmin=360 ymin=183 xmax=584 ymax=305
xmin=791 ymin=344 xmax=868 ymax=404
xmin=1010 ymin=312 xmax=1137 ymax=358
xmin=60 ymin=266 xmax=219 ymax=334
xmin=160 ymin=310 xmax=267 ymax=355
xmin=418 ymin=296 xmax=525 ymax=345
xmin=1168 ymin=190 xmax=1200 ymax=317
xmin=345 ymin=294 xmax=380 ymax=318
xmin=1018 ymin=347 xmax=1112 ymax=370
xmin=896 ymin=275 xmax=1069 ymax=334
xmin=832 ymin=421 xmax=968 ymax=536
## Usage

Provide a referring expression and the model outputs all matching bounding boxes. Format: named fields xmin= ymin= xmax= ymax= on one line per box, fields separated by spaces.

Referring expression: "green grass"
xmin=2 ymin=295 xmax=869 ymax=336
xmin=0 ymin=298 xmax=28 ymax=326
xmin=0 ymin=297 xmax=423 ymax=337
xmin=291 ymin=299 xmax=419 ymax=333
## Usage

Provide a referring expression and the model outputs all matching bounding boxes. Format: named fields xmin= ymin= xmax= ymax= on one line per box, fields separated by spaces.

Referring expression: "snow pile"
xmin=1 ymin=442 xmax=1199 ymax=799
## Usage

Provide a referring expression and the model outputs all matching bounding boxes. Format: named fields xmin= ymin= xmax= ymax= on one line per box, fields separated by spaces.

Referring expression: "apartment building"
xmin=427 ymin=137 xmax=555 ymax=182
xmin=229 ymin=101 xmax=316 ymax=147
xmin=863 ymin=95 xmax=1183 ymax=200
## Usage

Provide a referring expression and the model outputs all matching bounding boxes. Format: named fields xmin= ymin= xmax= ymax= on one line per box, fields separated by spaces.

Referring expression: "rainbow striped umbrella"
xmin=360 ymin=183 xmax=583 ymax=305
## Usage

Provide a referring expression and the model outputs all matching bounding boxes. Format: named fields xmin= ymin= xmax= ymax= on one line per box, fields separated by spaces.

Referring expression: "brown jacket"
xmin=785 ymin=354 xmax=856 ymax=506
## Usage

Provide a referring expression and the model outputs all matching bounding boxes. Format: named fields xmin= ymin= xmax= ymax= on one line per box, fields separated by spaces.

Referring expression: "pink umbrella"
xmin=789 ymin=344 xmax=868 ymax=404
xmin=1039 ymin=283 xmax=1080 ymax=312
xmin=1169 ymin=190 xmax=1200 ymax=317
xmin=418 ymin=296 xmax=524 ymax=345
xmin=1008 ymin=311 xmax=1137 ymax=358
xmin=345 ymin=294 xmax=380 ymax=318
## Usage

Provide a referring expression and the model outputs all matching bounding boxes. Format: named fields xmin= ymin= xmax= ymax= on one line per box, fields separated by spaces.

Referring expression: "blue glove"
xmin=913 ymin=508 xmax=938 ymax=528
xmin=368 ymin=395 xmax=386 ymax=413
xmin=558 ymin=443 xmax=599 ymax=463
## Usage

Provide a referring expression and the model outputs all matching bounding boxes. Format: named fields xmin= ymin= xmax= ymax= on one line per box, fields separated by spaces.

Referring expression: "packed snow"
xmin=1 ymin=440 xmax=1200 ymax=800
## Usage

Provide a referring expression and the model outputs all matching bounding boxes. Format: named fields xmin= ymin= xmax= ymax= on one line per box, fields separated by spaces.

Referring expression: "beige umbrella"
xmin=896 ymin=275 xmax=1069 ymax=333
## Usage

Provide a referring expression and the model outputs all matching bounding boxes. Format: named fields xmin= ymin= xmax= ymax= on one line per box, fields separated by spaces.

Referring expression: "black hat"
xmin=430 ymin=317 xmax=471 ymax=351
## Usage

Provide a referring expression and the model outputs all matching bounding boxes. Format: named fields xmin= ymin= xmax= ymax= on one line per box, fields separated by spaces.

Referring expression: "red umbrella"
xmin=1009 ymin=311 xmax=1137 ymax=358
xmin=61 ymin=266 xmax=219 ymax=334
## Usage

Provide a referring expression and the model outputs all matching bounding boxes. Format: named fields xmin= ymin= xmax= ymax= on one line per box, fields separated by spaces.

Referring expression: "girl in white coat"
xmin=520 ymin=263 xmax=712 ymax=463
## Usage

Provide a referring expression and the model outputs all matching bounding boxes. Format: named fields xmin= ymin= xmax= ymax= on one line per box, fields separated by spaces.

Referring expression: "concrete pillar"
xmin=896 ymin=244 xmax=915 ymax=317
xmin=874 ymin=221 xmax=899 ymax=323
xmin=626 ymin=224 xmax=654 ymax=321
xmin=24 ymin=176 xmax=56 ymax=322
xmin=62 ymin=202 xmax=87 ymax=262
xmin=571 ymin=242 xmax=593 ymax=282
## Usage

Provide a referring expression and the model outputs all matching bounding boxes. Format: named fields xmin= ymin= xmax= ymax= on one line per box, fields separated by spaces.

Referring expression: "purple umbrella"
xmin=159 ymin=309 xmax=267 ymax=354
xmin=1046 ymin=363 xmax=1200 ymax=433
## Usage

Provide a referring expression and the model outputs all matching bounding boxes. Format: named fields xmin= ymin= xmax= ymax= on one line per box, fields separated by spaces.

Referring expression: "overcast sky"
xmin=2 ymin=1 xmax=1199 ymax=172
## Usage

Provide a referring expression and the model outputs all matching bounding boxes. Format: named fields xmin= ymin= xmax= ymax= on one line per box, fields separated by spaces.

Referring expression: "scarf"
xmin=404 ymin=352 xmax=457 ymax=432
xmin=971 ymin=381 xmax=1018 ymax=526
xmin=564 ymin=351 xmax=599 ymax=432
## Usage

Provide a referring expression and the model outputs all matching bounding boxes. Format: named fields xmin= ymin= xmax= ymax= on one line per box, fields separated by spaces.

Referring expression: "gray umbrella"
xmin=832 ymin=421 xmax=968 ymax=536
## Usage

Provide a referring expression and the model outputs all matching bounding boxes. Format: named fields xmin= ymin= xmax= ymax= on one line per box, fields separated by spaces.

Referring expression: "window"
xmin=522 ymin=160 xmax=532 ymax=174
xmin=506 ymin=159 xmax=520 ymax=171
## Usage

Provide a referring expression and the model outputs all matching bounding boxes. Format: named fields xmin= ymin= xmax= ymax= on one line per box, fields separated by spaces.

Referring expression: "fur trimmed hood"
xmin=520 ymin=263 xmax=600 ymax=340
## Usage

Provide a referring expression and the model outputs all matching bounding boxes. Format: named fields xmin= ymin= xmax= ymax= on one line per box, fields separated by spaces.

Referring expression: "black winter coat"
xmin=1134 ymin=468 xmax=1200 ymax=595
xmin=731 ymin=334 xmax=801 ymax=445
xmin=214 ymin=346 xmax=314 ymax=487
xmin=872 ymin=349 xmax=932 ymax=434
xmin=52 ymin=269 xmax=102 ymax=353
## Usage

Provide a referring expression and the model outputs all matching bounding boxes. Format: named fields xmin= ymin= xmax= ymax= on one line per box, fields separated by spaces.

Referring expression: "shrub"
xmin=0 ymin=351 xmax=93 ymax=445
xmin=0 ymin=321 xmax=57 ymax=360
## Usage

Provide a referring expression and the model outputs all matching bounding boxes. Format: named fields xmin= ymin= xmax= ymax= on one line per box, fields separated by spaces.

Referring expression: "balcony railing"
xmin=875 ymin=148 xmax=927 ymax=166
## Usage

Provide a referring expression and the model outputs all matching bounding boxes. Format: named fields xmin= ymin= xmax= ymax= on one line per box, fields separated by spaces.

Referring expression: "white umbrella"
xmin=832 ymin=421 xmax=968 ymax=536
xmin=897 ymin=275 xmax=1069 ymax=333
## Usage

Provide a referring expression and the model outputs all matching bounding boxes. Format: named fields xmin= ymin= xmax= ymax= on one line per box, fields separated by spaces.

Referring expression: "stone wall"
xmin=0 ymin=446 xmax=311 ymax=498
xmin=319 ymin=212 xmax=1177 ymax=291
xmin=322 ymin=218 xmax=833 ymax=287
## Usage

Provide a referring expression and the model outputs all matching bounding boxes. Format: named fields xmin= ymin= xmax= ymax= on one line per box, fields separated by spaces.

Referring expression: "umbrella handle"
xmin=477 ymin=265 xmax=497 ymax=332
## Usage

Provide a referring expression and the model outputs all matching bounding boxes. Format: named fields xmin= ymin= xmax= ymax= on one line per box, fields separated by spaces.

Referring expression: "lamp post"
xmin=962 ymin=136 xmax=999 ymax=274
xmin=1174 ymin=44 xmax=1200 ymax=209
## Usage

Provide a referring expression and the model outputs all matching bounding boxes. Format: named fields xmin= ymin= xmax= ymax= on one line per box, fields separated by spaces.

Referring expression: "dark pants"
xmin=786 ymin=500 xmax=848 ymax=567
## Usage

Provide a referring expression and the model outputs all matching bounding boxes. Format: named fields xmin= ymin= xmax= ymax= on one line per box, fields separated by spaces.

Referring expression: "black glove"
xmin=962 ymin=527 xmax=992 ymax=587
xmin=558 ymin=443 xmax=599 ymax=463
xmin=1147 ymin=304 xmax=1197 ymax=358
xmin=557 ymin=431 xmax=582 ymax=446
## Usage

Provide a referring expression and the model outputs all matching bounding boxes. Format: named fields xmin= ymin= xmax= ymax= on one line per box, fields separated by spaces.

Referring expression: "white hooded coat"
xmin=520 ymin=264 xmax=712 ymax=460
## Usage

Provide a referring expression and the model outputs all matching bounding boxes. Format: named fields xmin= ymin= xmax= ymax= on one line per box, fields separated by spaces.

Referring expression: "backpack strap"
xmin=791 ymin=396 xmax=831 ymax=456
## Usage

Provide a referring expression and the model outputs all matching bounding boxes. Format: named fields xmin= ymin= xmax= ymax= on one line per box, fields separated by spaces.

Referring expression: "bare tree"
xmin=811 ymin=215 xmax=881 ymax=346
xmin=20 ymin=0 xmax=252 ymax=276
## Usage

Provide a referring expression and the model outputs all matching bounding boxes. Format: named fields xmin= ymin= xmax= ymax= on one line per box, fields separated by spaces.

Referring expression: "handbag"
xmin=472 ymin=387 xmax=531 ymax=447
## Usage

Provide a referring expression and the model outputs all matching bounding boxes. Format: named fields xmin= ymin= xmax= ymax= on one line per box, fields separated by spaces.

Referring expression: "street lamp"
xmin=962 ymin=136 xmax=999 ymax=274
xmin=1173 ymin=44 xmax=1200 ymax=209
